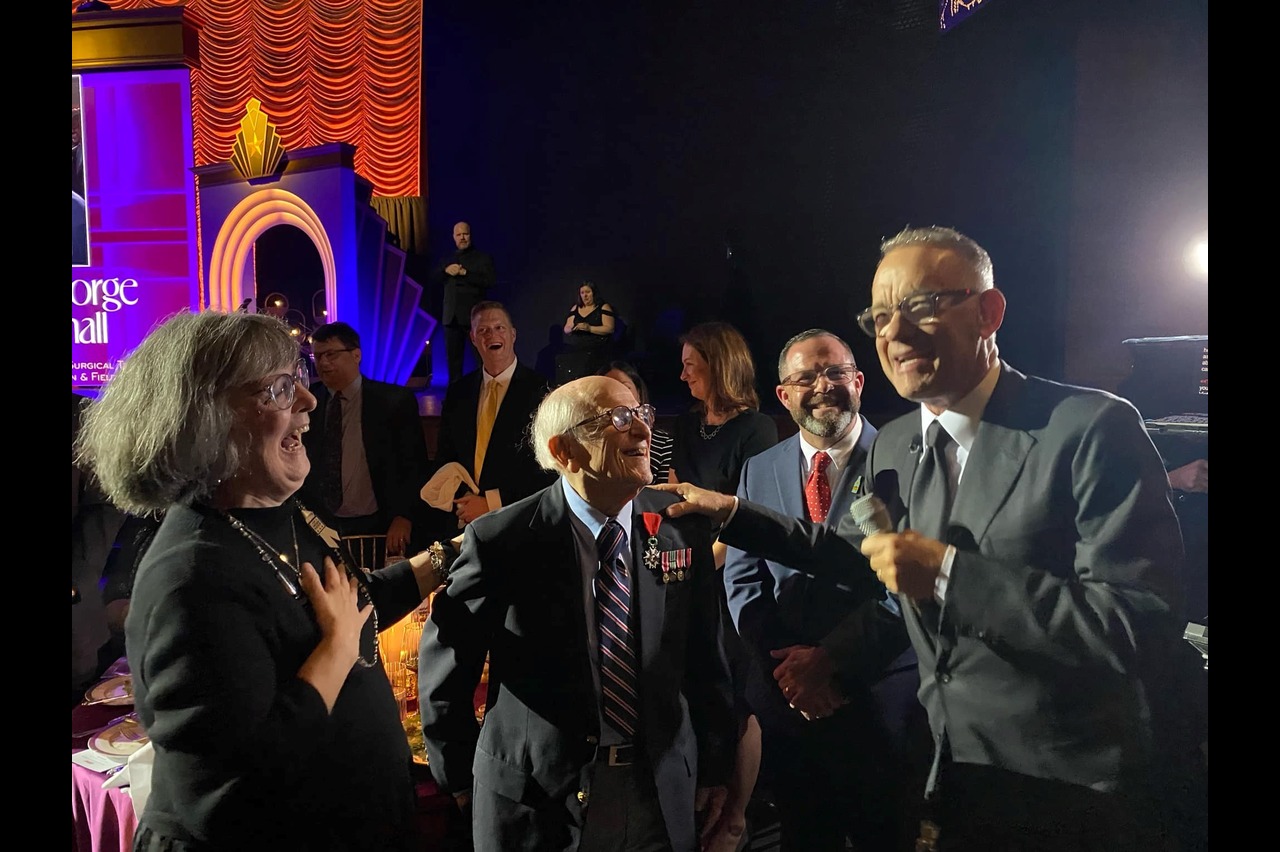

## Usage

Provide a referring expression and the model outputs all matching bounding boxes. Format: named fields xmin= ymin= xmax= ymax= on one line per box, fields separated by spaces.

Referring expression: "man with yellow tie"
xmin=433 ymin=301 xmax=555 ymax=527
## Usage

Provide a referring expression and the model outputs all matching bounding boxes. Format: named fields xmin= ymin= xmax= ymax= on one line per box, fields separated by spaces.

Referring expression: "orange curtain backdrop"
xmin=71 ymin=0 xmax=423 ymax=198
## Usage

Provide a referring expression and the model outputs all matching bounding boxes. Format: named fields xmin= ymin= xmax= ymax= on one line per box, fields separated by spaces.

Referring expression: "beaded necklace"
xmin=221 ymin=501 xmax=379 ymax=668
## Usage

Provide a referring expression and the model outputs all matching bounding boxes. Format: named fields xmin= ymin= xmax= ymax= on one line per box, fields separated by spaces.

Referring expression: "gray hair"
xmin=531 ymin=377 xmax=612 ymax=474
xmin=73 ymin=310 xmax=301 ymax=514
xmin=776 ymin=328 xmax=855 ymax=381
xmin=880 ymin=225 xmax=995 ymax=291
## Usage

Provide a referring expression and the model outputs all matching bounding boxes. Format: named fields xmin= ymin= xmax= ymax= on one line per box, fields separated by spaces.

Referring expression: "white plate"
xmin=84 ymin=675 xmax=134 ymax=706
xmin=88 ymin=717 xmax=149 ymax=758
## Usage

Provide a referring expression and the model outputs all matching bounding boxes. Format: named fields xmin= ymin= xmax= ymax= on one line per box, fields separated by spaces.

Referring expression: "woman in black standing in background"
xmin=557 ymin=280 xmax=616 ymax=385
xmin=669 ymin=321 xmax=778 ymax=852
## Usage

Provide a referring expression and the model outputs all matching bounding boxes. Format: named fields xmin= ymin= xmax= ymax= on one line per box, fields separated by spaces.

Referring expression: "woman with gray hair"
xmin=75 ymin=309 xmax=453 ymax=852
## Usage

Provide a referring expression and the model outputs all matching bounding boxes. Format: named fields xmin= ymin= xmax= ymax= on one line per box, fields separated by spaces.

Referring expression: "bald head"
xmin=452 ymin=222 xmax=472 ymax=251
xmin=533 ymin=375 xmax=651 ymax=514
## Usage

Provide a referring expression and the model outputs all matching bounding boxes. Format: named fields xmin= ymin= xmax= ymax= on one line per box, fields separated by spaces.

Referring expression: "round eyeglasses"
xmin=780 ymin=364 xmax=858 ymax=388
xmin=855 ymin=289 xmax=977 ymax=338
xmin=571 ymin=404 xmax=656 ymax=433
xmin=259 ymin=359 xmax=311 ymax=409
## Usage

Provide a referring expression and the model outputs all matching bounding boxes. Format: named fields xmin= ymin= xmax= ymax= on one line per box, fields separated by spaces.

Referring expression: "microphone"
xmin=849 ymin=492 xmax=892 ymax=537
xmin=849 ymin=493 xmax=919 ymax=615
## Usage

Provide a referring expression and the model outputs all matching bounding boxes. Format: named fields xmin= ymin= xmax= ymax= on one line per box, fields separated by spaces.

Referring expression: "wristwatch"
xmin=427 ymin=541 xmax=455 ymax=587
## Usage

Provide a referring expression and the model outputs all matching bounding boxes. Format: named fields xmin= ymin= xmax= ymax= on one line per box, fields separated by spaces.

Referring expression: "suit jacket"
xmin=720 ymin=363 xmax=1185 ymax=795
xmin=433 ymin=363 xmax=555 ymax=505
xmin=299 ymin=377 xmax=431 ymax=547
xmin=435 ymin=247 xmax=495 ymax=326
xmin=419 ymin=484 xmax=736 ymax=852
xmin=723 ymin=417 xmax=918 ymax=738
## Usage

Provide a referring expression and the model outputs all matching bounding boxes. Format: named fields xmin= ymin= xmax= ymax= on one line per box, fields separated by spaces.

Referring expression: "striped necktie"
xmin=596 ymin=518 xmax=639 ymax=738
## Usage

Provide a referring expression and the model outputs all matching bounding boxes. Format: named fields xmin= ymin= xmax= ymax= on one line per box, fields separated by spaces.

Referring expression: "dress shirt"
xmin=920 ymin=362 xmax=1001 ymax=601
xmin=797 ymin=415 xmax=865 ymax=494
xmin=331 ymin=376 xmax=379 ymax=518
xmin=562 ymin=477 xmax=637 ymax=746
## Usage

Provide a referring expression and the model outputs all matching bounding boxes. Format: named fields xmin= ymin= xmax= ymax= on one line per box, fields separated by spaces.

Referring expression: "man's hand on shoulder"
xmin=649 ymin=482 xmax=736 ymax=527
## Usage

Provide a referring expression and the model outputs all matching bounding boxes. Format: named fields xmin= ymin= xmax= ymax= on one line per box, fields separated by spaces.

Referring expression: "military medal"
xmin=642 ymin=512 xmax=663 ymax=576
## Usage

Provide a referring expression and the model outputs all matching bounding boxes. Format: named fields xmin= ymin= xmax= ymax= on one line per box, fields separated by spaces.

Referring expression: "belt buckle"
xmin=607 ymin=744 xmax=633 ymax=767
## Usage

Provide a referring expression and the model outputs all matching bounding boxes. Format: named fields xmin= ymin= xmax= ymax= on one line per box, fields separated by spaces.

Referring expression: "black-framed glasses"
xmin=313 ymin=347 xmax=356 ymax=363
xmin=259 ymin=359 xmax=311 ymax=409
xmin=571 ymin=404 xmax=656 ymax=433
xmin=855 ymin=289 xmax=977 ymax=338
xmin=780 ymin=364 xmax=859 ymax=389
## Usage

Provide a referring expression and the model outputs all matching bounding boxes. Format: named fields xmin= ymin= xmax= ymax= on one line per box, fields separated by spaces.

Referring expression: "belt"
xmin=600 ymin=743 xmax=636 ymax=767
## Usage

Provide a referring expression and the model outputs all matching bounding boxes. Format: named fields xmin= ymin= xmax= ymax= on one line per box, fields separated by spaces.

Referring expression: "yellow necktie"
xmin=474 ymin=380 xmax=501 ymax=480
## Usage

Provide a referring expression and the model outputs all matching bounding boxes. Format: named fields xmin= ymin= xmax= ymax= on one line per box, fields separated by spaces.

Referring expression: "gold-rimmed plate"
xmin=84 ymin=675 xmax=134 ymax=706
xmin=88 ymin=716 xmax=149 ymax=758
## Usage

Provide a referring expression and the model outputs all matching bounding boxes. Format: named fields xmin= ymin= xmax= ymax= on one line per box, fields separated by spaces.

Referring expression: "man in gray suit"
xmin=420 ymin=375 xmax=736 ymax=852
xmin=724 ymin=329 xmax=926 ymax=851
xmin=660 ymin=227 xmax=1196 ymax=851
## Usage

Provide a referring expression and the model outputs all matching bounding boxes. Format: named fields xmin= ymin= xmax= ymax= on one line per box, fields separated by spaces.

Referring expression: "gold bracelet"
xmin=427 ymin=541 xmax=455 ymax=587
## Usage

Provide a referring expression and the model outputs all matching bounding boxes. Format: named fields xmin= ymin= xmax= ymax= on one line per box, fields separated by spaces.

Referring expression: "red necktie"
xmin=805 ymin=451 xmax=833 ymax=523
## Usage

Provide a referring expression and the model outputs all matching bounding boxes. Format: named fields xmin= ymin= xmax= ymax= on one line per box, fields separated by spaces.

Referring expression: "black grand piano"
xmin=1119 ymin=334 xmax=1208 ymax=642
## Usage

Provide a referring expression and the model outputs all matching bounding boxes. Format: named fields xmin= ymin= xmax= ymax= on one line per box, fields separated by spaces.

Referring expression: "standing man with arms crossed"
xmin=433 ymin=301 xmax=555 ymax=528
xmin=419 ymin=375 xmax=736 ymax=852
xmin=724 ymin=329 xmax=926 ymax=851
xmin=437 ymin=221 xmax=496 ymax=385
xmin=660 ymin=226 xmax=1194 ymax=851
xmin=300 ymin=321 xmax=431 ymax=561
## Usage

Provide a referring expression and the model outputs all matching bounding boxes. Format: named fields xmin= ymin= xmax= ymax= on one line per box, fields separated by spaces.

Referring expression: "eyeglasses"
xmin=259 ymin=359 xmax=311 ymax=409
xmin=780 ymin=364 xmax=859 ymax=389
xmin=570 ymin=404 xmax=656 ymax=433
xmin=855 ymin=289 xmax=977 ymax=338
xmin=313 ymin=347 xmax=356 ymax=363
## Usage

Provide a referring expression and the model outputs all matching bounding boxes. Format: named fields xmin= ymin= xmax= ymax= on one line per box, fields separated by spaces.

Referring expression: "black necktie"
xmin=912 ymin=420 xmax=954 ymax=540
xmin=323 ymin=392 xmax=344 ymax=512
xmin=596 ymin=519 xmax=639 ymax=739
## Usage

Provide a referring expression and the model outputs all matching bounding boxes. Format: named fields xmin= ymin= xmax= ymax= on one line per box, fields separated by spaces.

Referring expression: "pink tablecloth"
xmin=72 ymin=701 xmax=138 ymax=852
xmin=71 ymin=760 xmax=135 ymax=852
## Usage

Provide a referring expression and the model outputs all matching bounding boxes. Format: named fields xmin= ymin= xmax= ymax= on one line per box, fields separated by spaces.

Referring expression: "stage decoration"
xmin=940 ymin=0 xmax=993 ymax=31
xmin=231 ymin=98 xmax=286 ymax=181
xmin=69 ymin=0 xmax=423 ymax=198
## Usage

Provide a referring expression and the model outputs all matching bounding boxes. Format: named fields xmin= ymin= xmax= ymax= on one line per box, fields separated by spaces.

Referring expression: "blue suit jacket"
xmin=723 ymin=417 xmax=918 ymax=737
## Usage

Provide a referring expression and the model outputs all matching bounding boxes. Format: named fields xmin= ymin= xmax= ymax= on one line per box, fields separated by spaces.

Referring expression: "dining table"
xmin=71 ymin=699 xmax=137 ymax=852
xmin=71 ymin=659 xmax=461 ymax=851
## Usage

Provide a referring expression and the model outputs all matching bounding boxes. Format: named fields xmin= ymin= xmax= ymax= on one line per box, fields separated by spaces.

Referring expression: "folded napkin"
xmin=101 ymin=740 xmax=154 ymax=814
xmin=421 ymin=462 xmax=478 ymax=511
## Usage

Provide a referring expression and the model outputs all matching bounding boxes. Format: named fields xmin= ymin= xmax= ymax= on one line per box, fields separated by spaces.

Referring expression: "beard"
xmin=793 ymin=392 xmax=857 ymax=439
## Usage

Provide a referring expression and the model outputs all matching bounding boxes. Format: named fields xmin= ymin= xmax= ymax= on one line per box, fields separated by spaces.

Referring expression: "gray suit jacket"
xmin=419 ymin=484 xmax=735 ymax=852
xmin=721 ymin=363 xmax=1184 ymax=795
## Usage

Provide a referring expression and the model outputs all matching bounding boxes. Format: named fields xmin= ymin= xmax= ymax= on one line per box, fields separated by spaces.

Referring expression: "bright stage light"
xmin=1185 ymin=234 xmax=1207 ymax=280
